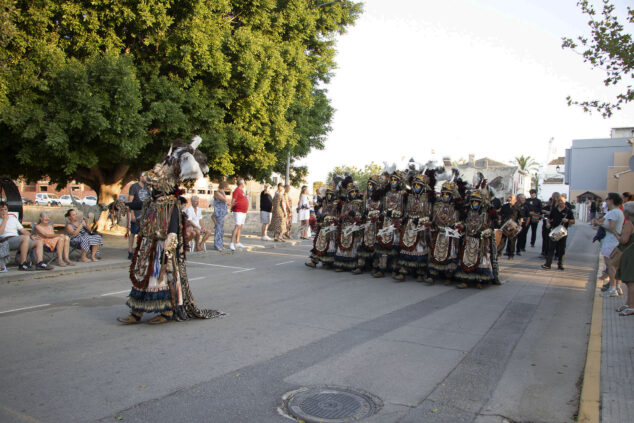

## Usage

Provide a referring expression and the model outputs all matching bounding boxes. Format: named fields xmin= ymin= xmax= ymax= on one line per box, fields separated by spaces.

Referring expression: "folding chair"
xmin=69 ymin=239 xmax=83 ymax=260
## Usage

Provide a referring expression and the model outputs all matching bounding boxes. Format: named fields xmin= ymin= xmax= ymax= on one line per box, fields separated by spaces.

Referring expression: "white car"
xmin=81 ymin=196 xmax=98 ymax=206
xmin=34 ymin=193 xmax=60 ymax=206
xmin=59 ymin=195 xmax=81 ymax=206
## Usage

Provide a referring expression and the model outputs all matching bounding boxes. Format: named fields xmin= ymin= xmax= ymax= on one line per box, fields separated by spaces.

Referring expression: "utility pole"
xmin=285 ymin=151 xmax=290 ymax=186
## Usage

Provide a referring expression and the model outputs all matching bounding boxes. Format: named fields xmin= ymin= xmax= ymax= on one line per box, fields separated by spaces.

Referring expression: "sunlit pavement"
xmin=0 ymin=226 xmax=598 ymax=423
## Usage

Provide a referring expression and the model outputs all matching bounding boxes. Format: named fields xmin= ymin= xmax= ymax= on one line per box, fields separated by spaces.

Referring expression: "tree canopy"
xmin=0 ymin=0 xmax=362 ymax=200
xmin=327 ymin=162 xmax=383 ymax=191
xmin=562 ymin=0 xmax=634 ymax=117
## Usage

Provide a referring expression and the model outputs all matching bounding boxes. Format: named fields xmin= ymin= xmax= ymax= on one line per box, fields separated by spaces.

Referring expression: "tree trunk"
xmin=96 ymin=183 xmax=125 ymax=232
xmin=75 ymin=164 xmax=135 ymax=233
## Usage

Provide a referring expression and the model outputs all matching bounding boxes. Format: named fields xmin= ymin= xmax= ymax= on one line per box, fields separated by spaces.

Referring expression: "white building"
xmin=538 ymin=157 xmax=569 ymax=202
xmin=454 ymin=155 xmax=531 ymax=199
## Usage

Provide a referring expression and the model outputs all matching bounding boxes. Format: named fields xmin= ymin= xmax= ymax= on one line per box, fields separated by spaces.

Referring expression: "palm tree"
xmin=514 ymin=155 xmax=539 ymax=173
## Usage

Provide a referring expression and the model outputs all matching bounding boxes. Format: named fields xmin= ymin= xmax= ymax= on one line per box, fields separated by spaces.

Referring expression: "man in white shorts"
xmin=230 ymin=179 xmax=249 ymax=251
xmin=0 ymin=201 xmax=48 ymax=271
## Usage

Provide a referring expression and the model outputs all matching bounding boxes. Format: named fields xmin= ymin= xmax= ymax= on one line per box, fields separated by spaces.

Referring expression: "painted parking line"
xmin=189 ymin=276 xmax=205 ymax=281
xmin=275 ymin=261 xmax=295 ymax=266
xmin=188 ymin=261 xmax=251 ymax=271
xmin=0 ymin=304 xmax=51 ymax=315
xmin=231 ymin=268 xmax=255 ymax=274
xmin=100 ymin=290 xmax=129 ymax=297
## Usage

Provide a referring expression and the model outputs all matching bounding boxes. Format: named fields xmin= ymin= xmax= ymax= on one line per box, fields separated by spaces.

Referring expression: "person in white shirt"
xmin=0 ymin=201 xmax=47 ymax=271
xmin=594 ymin=193 xmax=625 ymax=297
xmin=297 ymin=185 xmax=312 ymax=239
xmin=185 ymin=196 xmax=211 ymax=251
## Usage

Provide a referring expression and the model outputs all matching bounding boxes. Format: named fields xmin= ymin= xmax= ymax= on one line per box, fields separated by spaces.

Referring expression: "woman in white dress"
xmin=298 ymin=186 xmax=312 ymax=239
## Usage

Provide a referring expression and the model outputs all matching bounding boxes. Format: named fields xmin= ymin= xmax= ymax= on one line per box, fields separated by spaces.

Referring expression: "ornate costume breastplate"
xmin=406 ymin=194 xmax=430 ymax=218
xmin=465 ymin=211 xmax=486 ymax=236
xmin=341 ymin=199 xmax=364 ymax=222
xmin=433 ymin=203 xmax=456 ymax=228
xmin=384 ymin=190 xmax=403 ymax=213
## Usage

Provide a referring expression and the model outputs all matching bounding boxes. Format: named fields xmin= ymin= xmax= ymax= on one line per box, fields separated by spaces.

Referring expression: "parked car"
xmin=81 ymin=195 xmax=98 ymax=206
xmin=35 ymin=193 xmax=60 ymax=206
xmin=59 ymin=195 xmax=81 ymax=206
xmin=22 ymin=198 xmax=34 ymax=205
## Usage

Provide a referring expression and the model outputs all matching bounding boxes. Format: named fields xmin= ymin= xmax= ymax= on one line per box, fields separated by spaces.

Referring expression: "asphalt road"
xmin=0 ymin=225 xmax=598 ymax=423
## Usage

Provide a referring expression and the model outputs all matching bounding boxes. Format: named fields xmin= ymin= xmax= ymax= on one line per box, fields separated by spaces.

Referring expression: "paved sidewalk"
xmin=0 ymin=233 xmax=304 ymax=284
xmin=600 ymin=279 xmax=634 ymax=422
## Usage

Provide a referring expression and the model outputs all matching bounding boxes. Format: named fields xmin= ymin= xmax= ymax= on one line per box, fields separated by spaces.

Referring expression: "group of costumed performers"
xmin=307 ymin=161 xmax=502 ymax=289
xmin=118 ymin=136 xmax=223 ymax=325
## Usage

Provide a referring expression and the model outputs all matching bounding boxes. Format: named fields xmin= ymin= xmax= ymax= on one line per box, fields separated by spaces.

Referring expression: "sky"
xmin=299 ymin=0 xmax=634 ymax=183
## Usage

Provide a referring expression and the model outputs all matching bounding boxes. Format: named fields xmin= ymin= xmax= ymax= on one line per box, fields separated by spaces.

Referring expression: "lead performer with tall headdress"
xmin=394 ymin=165 xmax=435 ymax=282
xmin=353 ymin=175 xmax=383 ymax=274
xmin=455 ymin=175 xmax=499 ymax=288
xmin=118 ymin=136 xmax=223 ymax=324
xmin=373 ymin=167 xmax=406 ymax=278
xmin=334 ymin=178 xmax=365 ymax=271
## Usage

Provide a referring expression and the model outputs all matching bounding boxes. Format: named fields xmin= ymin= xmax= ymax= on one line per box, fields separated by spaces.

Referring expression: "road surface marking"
xmin=0 ymin=304 xmax=51 ymax=315
xmin=100 ymin=290 xmax=129 ymax=297
xmin=231 ymin=268 xmax=255 ymax=274
xmin=189 ymin=276 xmax=205 ymax=281
xmin=188 ymin=261 xmax=250 ymax=271
xmin=249 ymin=251 xmax=307 ymax=258
xmin=275 ymin=261 xmax=295 ymax=266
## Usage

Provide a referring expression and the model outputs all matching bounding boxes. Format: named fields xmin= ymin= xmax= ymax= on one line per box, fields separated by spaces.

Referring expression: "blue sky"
xmin=301 ymin=0 xmax=634 ymax=182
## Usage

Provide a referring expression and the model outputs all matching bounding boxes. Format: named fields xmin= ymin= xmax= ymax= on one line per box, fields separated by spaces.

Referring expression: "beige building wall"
xmin=606 ymin=145 xmax=634 ymax=195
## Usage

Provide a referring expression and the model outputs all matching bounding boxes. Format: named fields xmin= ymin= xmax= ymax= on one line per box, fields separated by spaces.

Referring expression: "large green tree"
xmin=327 ymin=162 xmax=383 ymax=191
xmin=562 ymin=0 xmax=634 ymax=117
xmin=0 ymin=0 xmax=362 ymax=201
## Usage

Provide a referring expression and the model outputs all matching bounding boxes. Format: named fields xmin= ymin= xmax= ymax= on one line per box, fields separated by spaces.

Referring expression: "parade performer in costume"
xmin=394 ymin=167 xmax=435 ymax=282
xmin=497 ymin=195 xmax=520 ymax=260
xmin=455 ymin=178 xmax=499 ymax=288
xmin=334 ymin=179 xmax=365 ymax=272
xmin=118 ymin=136 xmax=223 ymax=324
xmin=353 ymin=175 xmax=383 ymax=274
xmin=373 ymin=167 xmax=406 ymax=278
xmin=306 ymin=183 xmax=340 ymax=268
xmin=428 ymin=172 xmax=465 ymax=283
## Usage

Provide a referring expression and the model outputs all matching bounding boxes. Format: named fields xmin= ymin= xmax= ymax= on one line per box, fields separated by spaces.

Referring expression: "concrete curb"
xmin=0 ymin=261 xmax=130 ymax=284
xmin=0 ymin=238 xmax=307 ymax=283
xmin=577 ymin=254 xmax=602 ymax=423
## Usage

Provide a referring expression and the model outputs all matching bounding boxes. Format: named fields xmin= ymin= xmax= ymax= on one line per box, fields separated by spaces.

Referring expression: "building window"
xmin=40 ymin=185 xmax=48 ymax=192
xmin=71 ymin=186 xmax=80 ymax=191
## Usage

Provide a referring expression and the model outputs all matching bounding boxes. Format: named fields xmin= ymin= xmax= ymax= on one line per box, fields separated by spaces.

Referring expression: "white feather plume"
xmin=191 ymin=135 xmax=203 ymax=150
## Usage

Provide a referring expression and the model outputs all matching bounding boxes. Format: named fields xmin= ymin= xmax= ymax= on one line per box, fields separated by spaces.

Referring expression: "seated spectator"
xmin=33 ymin=211 xmax=75 ymax=267
xmin=185 ymin=196 xmax=211 ymax=251
xmin=0 ymin=230 xmax=10 ymax=272
xmin=65 ymin=209 xmax=103 ymax=262
xmin=0 ymin=201 xmax=48 ymax=271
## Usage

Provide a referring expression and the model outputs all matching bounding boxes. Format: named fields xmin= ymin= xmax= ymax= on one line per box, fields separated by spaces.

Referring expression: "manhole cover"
xmin=282 ymin=386 xmax=382 ymax=423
